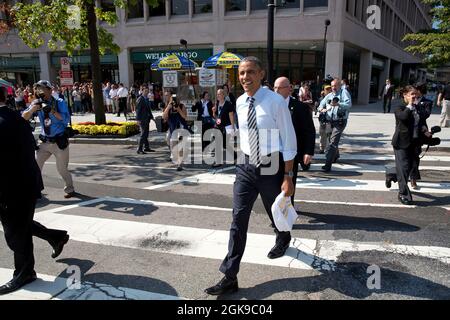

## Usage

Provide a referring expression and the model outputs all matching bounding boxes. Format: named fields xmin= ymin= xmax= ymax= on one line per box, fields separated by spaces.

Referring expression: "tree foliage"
xmin=403 ymin=0 xmax=450 ymax=67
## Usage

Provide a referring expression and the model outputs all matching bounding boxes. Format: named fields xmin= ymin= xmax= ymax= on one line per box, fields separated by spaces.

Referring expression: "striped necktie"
xmin=247 ymin=97 xmax=261 ymax=167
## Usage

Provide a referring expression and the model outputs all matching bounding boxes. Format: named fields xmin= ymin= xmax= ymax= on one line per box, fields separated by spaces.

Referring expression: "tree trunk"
xmin=85 ymin=0 xmax=106 ymax=125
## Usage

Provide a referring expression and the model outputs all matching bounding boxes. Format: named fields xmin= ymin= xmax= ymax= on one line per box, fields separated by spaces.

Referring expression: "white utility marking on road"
xmin=295 ymin=199 xmax=417 ymax=208
xmin=309 ymin=163 xmax=450 ymax=172
xmin=13 ymin=205 xmax=448 ymax=271
xmin=173 ymin=173 xmax=450 ymax=194
xmin=0 ymin=268 xmax=183 ymax=300
xmin=314 ymin=154 xmax=450 ymax=162
xmin=145 ymin=166 xmax=235 ymax=190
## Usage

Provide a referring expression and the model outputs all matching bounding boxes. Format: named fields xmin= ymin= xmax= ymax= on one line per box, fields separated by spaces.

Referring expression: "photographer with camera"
xmin=387 ymin=86 xmax=437 ymax=205
xmin=163 ymin=94 xmax=188 ymax=171
xmin=22 ymin=80 xmax=75 ymax=199
xmin=317 ymin=78 xmax=352 ymax=172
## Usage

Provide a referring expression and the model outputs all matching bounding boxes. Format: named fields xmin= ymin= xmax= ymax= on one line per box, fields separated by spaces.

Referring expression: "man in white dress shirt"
xmin=205 ymin=56 xmax=297 ymax=296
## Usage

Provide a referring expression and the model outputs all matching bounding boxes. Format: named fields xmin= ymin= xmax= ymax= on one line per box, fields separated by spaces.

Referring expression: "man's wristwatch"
xmin=284 ymin=171 xmax=294 ymax=178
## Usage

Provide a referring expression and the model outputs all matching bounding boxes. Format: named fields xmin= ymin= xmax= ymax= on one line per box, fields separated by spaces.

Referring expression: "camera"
xmin=33 ymin=98 xmax=52 ymax=113
xmin=171 ymin=94 xmax=179 ymax=113
xmin=422 ymin=126 xmax=441 ymax=147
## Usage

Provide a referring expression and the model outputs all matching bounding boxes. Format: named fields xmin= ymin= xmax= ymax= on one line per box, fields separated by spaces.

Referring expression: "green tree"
xmin=3 ymin=0 xmax=160 ymax=124
xmin=403 ymin=0 xmax=450 ymax=68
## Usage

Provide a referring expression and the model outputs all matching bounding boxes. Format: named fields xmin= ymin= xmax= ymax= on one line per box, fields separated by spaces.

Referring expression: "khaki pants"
xmin=439 ymin=100 xmax=449 ymax=127
xmin=36 ymin=142 xmax=74 ymax=194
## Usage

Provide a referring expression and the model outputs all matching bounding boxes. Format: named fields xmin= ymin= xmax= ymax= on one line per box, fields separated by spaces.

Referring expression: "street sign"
xmin=60 ymin=77 xmax=74 ymax=86
xmin=163 ymin=71 xmax=178 ymax=88
xmin=59 ymin=70 xmax=73 ymax=78
xmin=60 ymin=57 xmax=71 ymax=71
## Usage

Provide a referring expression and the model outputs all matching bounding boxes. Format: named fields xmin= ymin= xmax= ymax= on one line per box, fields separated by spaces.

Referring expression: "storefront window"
xmin=283 ymin=0 xmax=300 ymax=9
xmin=251 ymin=0 xmax=268 ymax=11
xmin=225 ymin=0 xmax=246 ymax=12
xmin=100 ymin=0 xmax=115 ymax=13
xmin=194 ymin=0 xmax=212 ymax=14
xmin=127 ymin=0 xmax=144 ymax=19
xmin=304 ymin=0 xmax=328 ymax=9
xmin=171 ymin=0 xmax=189 ymax=15
xmin=149 ymin=0 xmax=166 ymax=17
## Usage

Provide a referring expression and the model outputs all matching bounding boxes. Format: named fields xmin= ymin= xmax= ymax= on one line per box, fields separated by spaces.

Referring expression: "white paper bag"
xmin=271 ymin=192 xmax=298 ymax=232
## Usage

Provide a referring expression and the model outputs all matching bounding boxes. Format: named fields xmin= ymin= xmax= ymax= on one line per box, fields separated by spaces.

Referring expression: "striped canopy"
xmin=203 ymin=51 xmax=244 ymax=69
xmin=151 ymin=53 xmax=198 ymax=71
xmin=0 ymin=78 xmax=13 ymax=88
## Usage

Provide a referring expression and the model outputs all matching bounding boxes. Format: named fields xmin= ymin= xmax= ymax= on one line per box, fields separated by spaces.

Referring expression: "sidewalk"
xmin=35 ymin=101 xmax=449 ymax=152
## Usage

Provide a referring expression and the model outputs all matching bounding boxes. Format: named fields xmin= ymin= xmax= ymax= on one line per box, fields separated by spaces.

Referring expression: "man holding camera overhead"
xmin=22 ymin=80 xmax=75 ymax=199
xmin=317 ymin=78 xmax=352 ymax=172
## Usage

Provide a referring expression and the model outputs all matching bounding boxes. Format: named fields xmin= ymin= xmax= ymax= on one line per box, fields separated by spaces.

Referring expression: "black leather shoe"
xmin=144 ymin=148 xmax=155 ymax=152
xmin=204 ymin=276 xmax=238 ymax=295
xmin=385 ymin=177 xmax=392 ymax=189
xmin=64 ymin=192 xmax=76 ymax=199
xmin=137 ymin=150 xmax=146 ymax=155
xmin=51 ymin=234 xmax=69 ymax=259
xmin=0 ymin=273 xmax=37 ymax=295
xmin=398 ymin=195 xmax=412 ymax=206
xmin=267 ymin=241 xmax=290 ymax=259
xmin=322 ymin=165 xmax=331 ymax=173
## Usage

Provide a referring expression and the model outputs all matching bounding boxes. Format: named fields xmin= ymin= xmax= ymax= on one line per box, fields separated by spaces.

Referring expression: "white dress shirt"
xmin=236 ymin=87 xmax=297 ymax=161
xmin=117 ymin=87 xmax=128 ymax=98
xmin=201 ymin=100 xmax=211 ymax=117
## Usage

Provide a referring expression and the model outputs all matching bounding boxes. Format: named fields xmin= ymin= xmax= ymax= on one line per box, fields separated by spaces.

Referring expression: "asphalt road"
xmin=0 ymin=143 xmax=449 ymax=300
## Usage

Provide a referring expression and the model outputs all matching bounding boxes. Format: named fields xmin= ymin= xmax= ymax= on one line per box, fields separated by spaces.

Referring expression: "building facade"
xmin=0 ymin=0 xmax=432 ymax=104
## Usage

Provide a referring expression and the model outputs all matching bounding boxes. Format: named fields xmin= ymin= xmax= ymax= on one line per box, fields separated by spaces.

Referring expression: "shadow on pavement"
xmin=293 ymin=211 xmax=420 ymax=233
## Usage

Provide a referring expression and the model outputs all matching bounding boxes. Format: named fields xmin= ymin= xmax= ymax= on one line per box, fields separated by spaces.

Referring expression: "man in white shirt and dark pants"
xmin=205 ymin=56 xmax=297 ymax=296
xmin=116 ymin=83 xmax=128 ymax=119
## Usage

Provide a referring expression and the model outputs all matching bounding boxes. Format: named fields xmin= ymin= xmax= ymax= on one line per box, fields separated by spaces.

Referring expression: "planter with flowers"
xmin=72 ymin=121 xmax=140 ymax=138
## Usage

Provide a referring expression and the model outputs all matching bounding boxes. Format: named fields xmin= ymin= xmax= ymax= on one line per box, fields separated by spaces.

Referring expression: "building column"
xmin=357 ymin=50 xmax=373 ymax=105
xmin=213 ymin=44 xmax=225 ymax=55
xmin=325 ymin=41 xmax=344 ymax=79
xmin=378 ymin=58 xmax=391 ymax=98
xmin=39 ymin=52 xmax=52 ymax=82
xmin=118 ymin=49 xmax=133 ymax=87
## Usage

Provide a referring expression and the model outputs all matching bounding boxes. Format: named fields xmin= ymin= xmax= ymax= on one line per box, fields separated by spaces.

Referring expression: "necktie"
xmin=247 ymin=97 xmax=261 ymax=167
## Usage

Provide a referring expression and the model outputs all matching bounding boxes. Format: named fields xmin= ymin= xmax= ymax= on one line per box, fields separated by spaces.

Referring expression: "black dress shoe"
xmin=322 ymin=165 xmax=331 ymax=173
xmin=267 ymin=241 xmax=290 ymax=259
xmin=144 ymin=148 xmax=155 ymax=152
xmin=137 ymin=150 xmax=146 ymax=155
xmin=385 ymin=177 xmax=392 ymax=189
xmin=205 ymin=276 xmax=238 ymax=295
xmin=51 ymin=234 xmax=69 ymax=259
xmin=0 ymin=273 xmax=37 ymax=295
xmin=398 ymin=195 xmax=412 ymax=206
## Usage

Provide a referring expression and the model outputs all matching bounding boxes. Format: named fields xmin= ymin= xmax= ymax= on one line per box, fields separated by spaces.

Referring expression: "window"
xmin=100 ymin=0 xmax=115 ymax=13
xmin=194 ymin=0 xmax=212 ymax=14
xmin=171 ymin=0 xmax=188 ymax=15
xmin=225 ymin=0 xmax=246 ymax=12
xmin=304 ymin=0 xmax=328 ymax=9
xmin=127 ymin=0 xmax=144 ymax=19
xmin=283 ymin=0 xmax=300 ymax=9
xmin=251 ymin=0 xmax=268 ymax=11
xmin=149 ymin=0 xmax=166 ymax=17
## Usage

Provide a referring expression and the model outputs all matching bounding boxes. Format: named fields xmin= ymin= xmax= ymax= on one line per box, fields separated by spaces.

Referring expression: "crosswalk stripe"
xmin=309 ymin=163 xmax=450 ymax=172
xmin=151 ymin=172 xmax=450 ymax=194
xmin=314 ymin=154 xmax=450 ymax=162
xmin=2 ymin=197 xmax=448 ymax=273
xmin=0 ymin=268 xmax=183 ymax=300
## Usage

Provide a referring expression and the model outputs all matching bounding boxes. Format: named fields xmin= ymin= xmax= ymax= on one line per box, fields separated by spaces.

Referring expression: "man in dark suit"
xmin=0 ymin=87 xmax=69 ymax=295
xmin=274 ymin=77 xmax=316 ymax=205
xmin=192 ymin=91 xmax=214 ymax=150
xmin=135 ymin=86 xmax=155 ymax=154
xmin=388 ymin=86 xmax=432 ymax=205
xmin=380 ymin=79 xmax=395 ymax=113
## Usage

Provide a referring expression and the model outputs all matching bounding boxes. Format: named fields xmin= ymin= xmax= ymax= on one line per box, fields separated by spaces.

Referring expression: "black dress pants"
xmin=138 ymin=119 xmax=150 ymax=151
xmin=394 ymin=146 xmax=419 ymax=202
xmin=0 ymin=195 xmax=67 ymax=278
xmin=219 ymin=153 xmax=291 ymax=279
